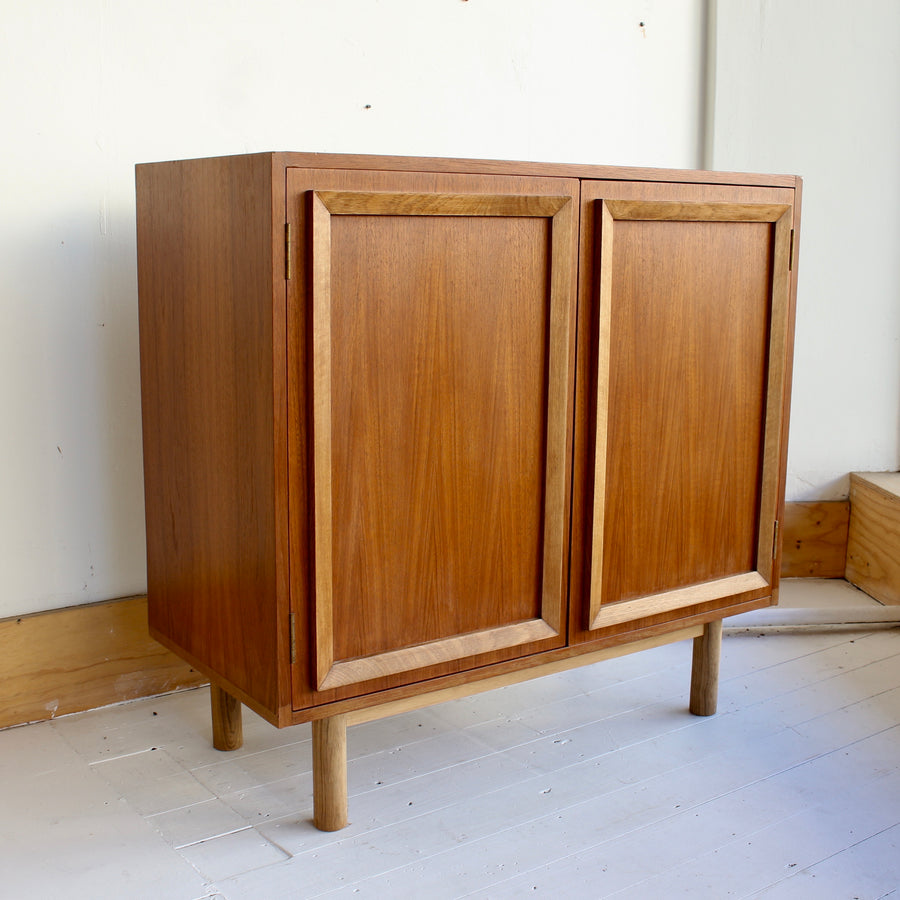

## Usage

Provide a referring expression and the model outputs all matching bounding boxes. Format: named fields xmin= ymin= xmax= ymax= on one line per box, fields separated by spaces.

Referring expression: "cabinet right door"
xmin=572 ymin=180 xmax=797 ymax=639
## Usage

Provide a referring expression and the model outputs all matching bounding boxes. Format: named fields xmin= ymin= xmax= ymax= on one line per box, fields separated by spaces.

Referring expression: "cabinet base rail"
xmin=208 ymin=621 xmax=722 ymax=831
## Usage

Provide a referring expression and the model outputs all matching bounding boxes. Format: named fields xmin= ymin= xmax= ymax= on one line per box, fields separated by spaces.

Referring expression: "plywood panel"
xmin=781 ymin=500 xmax=849 ymax=577
xmin=0 ymin=597 xmax=205 ymax=729
xmin=846 ymin=473 xmax=900 ymax=604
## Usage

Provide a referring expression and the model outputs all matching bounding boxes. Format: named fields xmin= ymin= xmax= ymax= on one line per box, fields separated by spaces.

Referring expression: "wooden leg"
xmin=689 ymin=619 xmax=723 ymax=716
xmin=312 ymin=714 xmax=348 ymax=831
xmin=210 ymin=684 xmax=243 ymax=751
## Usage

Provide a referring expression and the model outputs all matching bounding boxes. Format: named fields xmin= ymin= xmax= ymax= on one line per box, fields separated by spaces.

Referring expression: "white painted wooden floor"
xmin=2 ymin=579 xmax=899 ymax=899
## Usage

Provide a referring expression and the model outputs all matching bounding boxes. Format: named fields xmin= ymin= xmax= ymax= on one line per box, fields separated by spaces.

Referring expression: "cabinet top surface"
xmin=135 ymin=150 xmax=800 ymax=190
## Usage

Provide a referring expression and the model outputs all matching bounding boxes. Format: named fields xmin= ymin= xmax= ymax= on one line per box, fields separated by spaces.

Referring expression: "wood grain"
xmin=299 ymin=175 xmax=578 ymax=696
xmin=689 ymin=619 xmax=723 ymax=716
xmin=312 ymin=714 xmax=348 ymax=831
xmin=310 ymin=191 xmax=336 ymax=692
xmin=569 ymin=180 xmax=799 ymax=647
xmin=316 ymin=191 xmax=569 ymax=217
xmin=754 ymin=207 xmax=794 ymax=586
xmin=591 ymin=201 xmax=782 ymax=624
xmin=210 ymin=684 xmax=243 ymax=751
xmin=846 ymin=473 xmax=900 ymax=604
xmin=781 ymin=500 xmax=850 ymax=577
xmin=318 ymin=620 xmax=558 ymax=692
xmin=271 ymin=150 xmax=800 ymax=189
xmin=0 ymin=597 xmax=205 ymax=730
xmin=605 ymin=200 xmax=790 ymax=222
xmin=136 ymin=154 xmax=290 ymax=719
xmin=590 ymin=574 xmax=769 ymax=630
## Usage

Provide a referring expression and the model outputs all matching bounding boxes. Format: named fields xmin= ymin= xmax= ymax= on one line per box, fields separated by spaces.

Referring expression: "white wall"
xmin=0 ymin=0 xmax=705 ymax=617
xmin=710 ymin=0 xmax=900 ymax=500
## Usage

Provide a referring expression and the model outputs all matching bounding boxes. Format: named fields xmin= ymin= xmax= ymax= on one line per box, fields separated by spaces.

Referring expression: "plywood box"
xmin=846 ymin=472 xmax=900 ymax=605
xmin=781 ymin=500 xmax=849 ymax=577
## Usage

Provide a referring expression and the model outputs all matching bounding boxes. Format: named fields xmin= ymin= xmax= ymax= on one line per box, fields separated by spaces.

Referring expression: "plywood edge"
xmin=0 ymin=596 xmax=206 ymax=730
xmin=781 ymin=500 xmax=850 ymax=578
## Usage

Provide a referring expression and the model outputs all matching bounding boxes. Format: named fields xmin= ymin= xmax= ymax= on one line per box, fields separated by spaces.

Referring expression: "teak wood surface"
xmin=286 ymin=166 xmax=581 ymax=709
xmin=134 ymin=152 xmax=801 ymax=729
xmin=137 ymin=154 xmax=290 ymax=720
xmin=590 ymin=198 xmax=791 ymax=627
xmin=569 ymin=179 xmax=798 ymax=647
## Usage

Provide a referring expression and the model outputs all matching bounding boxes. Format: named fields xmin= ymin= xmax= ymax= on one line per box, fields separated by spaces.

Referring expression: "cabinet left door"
xmin=286 ymin=167 xmax=579 ymax=709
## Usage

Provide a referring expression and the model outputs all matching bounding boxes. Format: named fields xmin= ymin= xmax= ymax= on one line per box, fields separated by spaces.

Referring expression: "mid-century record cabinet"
xmin=135 ymin=151 xmax=801 ymax=830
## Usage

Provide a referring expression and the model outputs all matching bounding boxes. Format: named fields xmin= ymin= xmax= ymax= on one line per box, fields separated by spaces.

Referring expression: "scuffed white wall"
xmin=0 ymin=0 xmax=706 ymax=616
xmin=710 ymin=0 xmax=900 ymax=500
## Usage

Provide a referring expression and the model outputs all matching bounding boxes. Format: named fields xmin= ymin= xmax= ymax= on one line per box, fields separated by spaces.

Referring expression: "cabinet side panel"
xmin=136 ymin=155 xmax=280 ymax=713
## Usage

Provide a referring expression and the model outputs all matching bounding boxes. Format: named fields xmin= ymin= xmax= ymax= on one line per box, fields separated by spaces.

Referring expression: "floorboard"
xmin=1 ymin=579 xmax=898 ymax=899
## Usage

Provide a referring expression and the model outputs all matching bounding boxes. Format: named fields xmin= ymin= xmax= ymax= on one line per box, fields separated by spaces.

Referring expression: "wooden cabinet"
xmin=136 ymin=152 xmax=800 ymax=829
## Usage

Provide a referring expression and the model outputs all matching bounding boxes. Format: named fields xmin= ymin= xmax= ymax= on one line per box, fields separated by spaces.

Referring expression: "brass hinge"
xmin=285 ymin=223 xmax=292 ymax=280
xmin=789 ymin=229 xmax=795 ymax=271
xmin=289 ymin=612 xmax=297 ymax=665
xmin=772 ymin=520 xmax=780 ymax=559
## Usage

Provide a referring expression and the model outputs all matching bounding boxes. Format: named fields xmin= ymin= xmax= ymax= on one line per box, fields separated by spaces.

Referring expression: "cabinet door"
xmin=574 ymin=181 xmax=795 ymax=636
xmin=287 ymin=168 xmax=578 ymax=704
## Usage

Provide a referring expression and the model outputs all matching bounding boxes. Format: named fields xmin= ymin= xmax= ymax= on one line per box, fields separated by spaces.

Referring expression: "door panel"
xmin=577 ymin=185 xmax=793 ymax=634
xmin=288 ymin=169 xmax=578 ymax=703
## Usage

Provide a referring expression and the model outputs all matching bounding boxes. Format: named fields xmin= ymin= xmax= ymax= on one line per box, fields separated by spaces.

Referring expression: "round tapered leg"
xmin=210 ymin=684 xmax=243 ymax=751
xmin=690 ymin=619 xmax=723 ymax=716
xmin=312 ymin=714 xmax=348 ymax=831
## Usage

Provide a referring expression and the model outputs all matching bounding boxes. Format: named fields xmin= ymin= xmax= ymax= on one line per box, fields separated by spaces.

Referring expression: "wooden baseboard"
xmin=780 ymin=500 xmax=850 ymax=578
xmin=846 ymin=473 xmax=900 ymax=604
xmin=0 ymin=596 xmax=206 ymax=730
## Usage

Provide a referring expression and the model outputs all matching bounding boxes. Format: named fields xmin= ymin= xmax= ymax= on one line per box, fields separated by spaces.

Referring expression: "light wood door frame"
xmin=310 ymin=189 xmax=576 ymax=691
xmin=589 ymin=199 xmax=793 ymax=631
